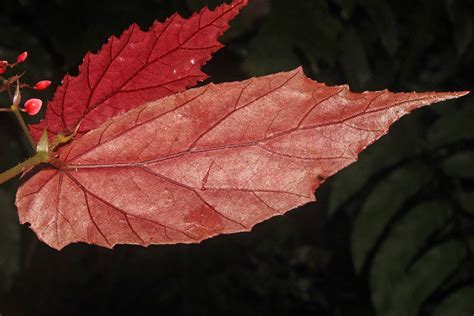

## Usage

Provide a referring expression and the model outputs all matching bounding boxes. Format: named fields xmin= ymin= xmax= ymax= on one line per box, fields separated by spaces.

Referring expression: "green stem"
xmin=0 ymin=151 xmax=50 ymax=185
xmin=11 ymin=105 xmax=36 ymax=151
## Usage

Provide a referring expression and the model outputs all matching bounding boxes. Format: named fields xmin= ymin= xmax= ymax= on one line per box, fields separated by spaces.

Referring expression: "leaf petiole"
xmin=0 ymin=151 xmax=50 ymax=185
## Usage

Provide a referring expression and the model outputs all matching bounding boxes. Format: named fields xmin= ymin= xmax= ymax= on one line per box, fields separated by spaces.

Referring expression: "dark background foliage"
xmin=0 ymin=0 xmax=473 ymax=315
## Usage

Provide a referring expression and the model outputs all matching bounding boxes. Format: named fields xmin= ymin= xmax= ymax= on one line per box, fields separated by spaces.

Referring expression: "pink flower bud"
xmin=34 ymin=80 xmax=51 ymax=90
xmin=17 ymin=51 xmax=28 ymax=63
xmin=23 ymin=98 xmax=42 ymax=115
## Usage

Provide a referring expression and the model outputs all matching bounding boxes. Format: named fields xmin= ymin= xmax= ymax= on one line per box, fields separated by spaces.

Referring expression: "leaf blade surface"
xmin=16 ymin=68 xmax=468 ymax=249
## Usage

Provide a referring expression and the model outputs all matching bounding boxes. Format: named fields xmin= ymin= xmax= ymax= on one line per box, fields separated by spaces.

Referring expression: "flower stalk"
xmin=0 ymin=51 xmax=53 ymax=184
xmin=11 ymin=104 xmax=37 ymax=150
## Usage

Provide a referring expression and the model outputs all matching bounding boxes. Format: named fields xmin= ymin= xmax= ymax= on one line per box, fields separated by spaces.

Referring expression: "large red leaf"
xmin=29 ymin=0 xmax=248 ymax=141
xmin=16 ymin=68 xmax=467 ymax=250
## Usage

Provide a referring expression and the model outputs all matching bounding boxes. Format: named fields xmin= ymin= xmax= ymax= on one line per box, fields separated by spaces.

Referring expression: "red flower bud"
xmin=23 ymin=98 xmax=43 ymax=115
xmin=17 ymin=51 xmax=28 ymax=63
xmin=34 ymin=80 xmax=51 ymax=90
xmin=0 ymin=60 xmax=7 ymax=74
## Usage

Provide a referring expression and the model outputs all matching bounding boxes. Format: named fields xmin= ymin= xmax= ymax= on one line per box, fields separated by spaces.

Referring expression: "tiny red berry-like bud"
xmin=17 ymin=51 xmax=28 ymax=63
xmin=23 ymin=98 xmax=43 ymax=115
xmin=0 ymin=60 xmax=7 ymax=74
xmin=34 ymin=80 xmax=51 ymax=90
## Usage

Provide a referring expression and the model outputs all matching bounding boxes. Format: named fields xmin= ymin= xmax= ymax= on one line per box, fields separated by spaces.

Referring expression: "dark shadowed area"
xmin=0 ymin=0 xmax=473 ymax=315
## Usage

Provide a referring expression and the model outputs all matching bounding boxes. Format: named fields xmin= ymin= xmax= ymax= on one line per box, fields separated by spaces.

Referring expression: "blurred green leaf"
xmin=339 ymin=27 xmax=372 ymax=89
xmin=351 ymin=162 xmax=432 ymax=272
xmin=454 ymin=190 xmax=474 ymax=214
xmin=369 ymin=201 xmax=452 ymax=315
xmin=432 ymin=286 xmax=474 ymax=316
xmin=357 ymin=0 xmax=399 ymax=55
xmin=242 ymin=0 xmax=342 ymax=76
xmin=446 ymin=0 xmax=473 ymax=56
xmin=381 ymin=240 xmax=465 ymax=316
xmin=428 ymin=103 xmax=474 ymax=146
xmin=441 ymin=151 xmax=474 ymax=179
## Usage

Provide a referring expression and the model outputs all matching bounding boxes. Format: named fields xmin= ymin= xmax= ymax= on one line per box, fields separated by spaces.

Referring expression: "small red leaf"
xmin=29 ymin=0 xmax=248 ymax=141
xmin=16 ymin=68 xmax=468 ymax=250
